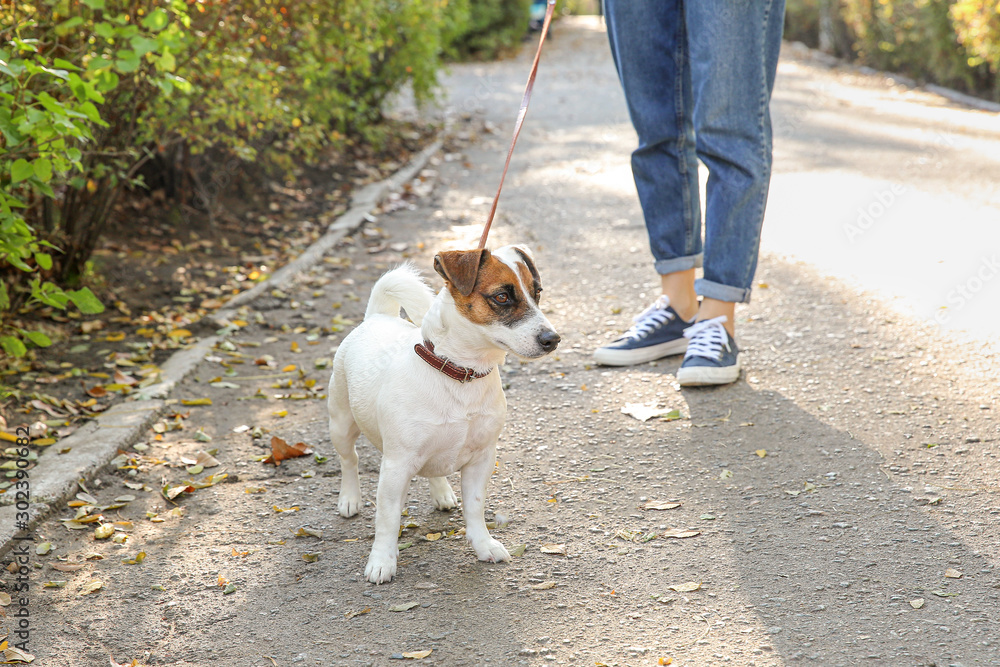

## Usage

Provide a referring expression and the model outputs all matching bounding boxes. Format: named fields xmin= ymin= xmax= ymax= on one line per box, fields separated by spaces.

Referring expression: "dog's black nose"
xmin=537 ymin=329 xmax=561 ymax=352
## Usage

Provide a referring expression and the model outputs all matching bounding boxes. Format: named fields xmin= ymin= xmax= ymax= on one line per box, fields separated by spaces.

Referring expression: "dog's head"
xmin=433 ymin=245 xmax=560 ymax=359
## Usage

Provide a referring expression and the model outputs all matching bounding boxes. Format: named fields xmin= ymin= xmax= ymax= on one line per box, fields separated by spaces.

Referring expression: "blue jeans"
xmin=605 ymin=0 xmax=785 ymax=303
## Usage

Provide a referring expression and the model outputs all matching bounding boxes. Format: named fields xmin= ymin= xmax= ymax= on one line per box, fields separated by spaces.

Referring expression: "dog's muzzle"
xmin=537 ymin=329 xmax=561 ymax=353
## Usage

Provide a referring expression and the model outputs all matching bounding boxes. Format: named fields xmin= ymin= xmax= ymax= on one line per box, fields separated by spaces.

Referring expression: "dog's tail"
xmin=364 ymin=262 xmax=435 ymax=326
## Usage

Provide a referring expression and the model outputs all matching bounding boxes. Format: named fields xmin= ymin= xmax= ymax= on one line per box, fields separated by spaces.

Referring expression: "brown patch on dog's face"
xmin=436 ymin=249 xmax=537 ymax=328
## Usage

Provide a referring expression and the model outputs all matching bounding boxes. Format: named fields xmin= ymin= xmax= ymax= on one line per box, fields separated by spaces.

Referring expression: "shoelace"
xmin=621 ymin=295 xmax=675 ymax=341
xmin=682 ymin=316 xmax=731 ymax=360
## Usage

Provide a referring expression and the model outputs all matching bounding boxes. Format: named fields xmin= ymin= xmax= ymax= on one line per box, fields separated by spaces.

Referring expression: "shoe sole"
xmin=677 ymin=358 xmax=742 ymax=386
xmin=593 ymin=338 xmax=689 ymax=366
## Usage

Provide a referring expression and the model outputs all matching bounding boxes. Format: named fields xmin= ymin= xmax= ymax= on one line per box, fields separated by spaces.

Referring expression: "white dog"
xmin=327 ymin=245 xmax=560 ymax=584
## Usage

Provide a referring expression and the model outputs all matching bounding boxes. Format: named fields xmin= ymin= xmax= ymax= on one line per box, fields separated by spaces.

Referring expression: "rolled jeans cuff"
xmin=696 ymin=278 xmax=752 ymax=304
xmin=654 ymin=254 xmax=702 ymax=275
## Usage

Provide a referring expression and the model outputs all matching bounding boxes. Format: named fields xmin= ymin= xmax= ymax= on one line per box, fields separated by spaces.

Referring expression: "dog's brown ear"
xmin=434 ymin=249 xmax=489 ymax=297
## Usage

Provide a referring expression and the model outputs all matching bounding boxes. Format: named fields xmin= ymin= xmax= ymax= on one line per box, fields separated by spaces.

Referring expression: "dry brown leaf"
xmin=540 ymin=543 xmax=567 ymax=555
xmin=113 ymin=370 xmax=138 ymax=386
xmin=424 ymin=533 xmax=442 ymax=542
xmin=531 ymin=581 xmax=556 ymax=590
xmin=662 ymin=528 xmax=701 ymax=539
xmin=944 ymin=568 xmax=963 ymax=579
xmin=78 ymin=579 xmax=103 ymax=596
xmin=344 ymin=607 xmax=372 ymax=620
xmin=643 ymin=500 xmax=682 ymax=511
xmin=2 ymin=643 xmax=34 ymax=663
xmin=668 ymin=581 xmax=702 ymax=593
xmin=402 ymin=650 xmax=432 ymax=659
xmin=910 ymin=598 xmax=925 ymax=609
xmin=52 ymin=562 xmax=86 ymax=572
xmin=263 ymin=436 xmax=312 ymax=465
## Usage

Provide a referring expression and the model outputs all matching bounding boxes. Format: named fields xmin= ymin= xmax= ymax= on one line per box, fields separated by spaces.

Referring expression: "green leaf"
xmin=55 ymin=16 xmax=86 ymax=36
xmin=94 ymin=22 xmax=115 ymax=39
xmin=83 ymin=0 xmax=106 ymax=9
xmin=20 ymin=330 xmax=52 ymax=348
xmin=11 ymin=159 xmax=33 ymax=183
xmin=66 ymin=287 xmax=104 ymax=314
xmin=33 ymin=158 xmax=53 ymax=183
xmin=52 ymin=58 xmax=82 ymax=72
xmin=0 ymin=282 xmax=8 ymax=310
xmin=141 ymin=9 xmax=170 ymax=32
xmin=115 ymin=50 xmax=141 ymax=73
xmin=34 ymin=252 xmax=52 ymax=270
xmin=0 ymin=336 xmax=27 ymax=358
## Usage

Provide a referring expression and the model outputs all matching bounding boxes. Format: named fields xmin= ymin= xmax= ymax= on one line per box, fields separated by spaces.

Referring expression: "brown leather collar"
xmin=414 ymin=341 xmax=494 ymax=384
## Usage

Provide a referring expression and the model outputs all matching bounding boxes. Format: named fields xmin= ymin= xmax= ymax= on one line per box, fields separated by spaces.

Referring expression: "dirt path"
xmin=14 ymin=17 xmax=1000 ymax=667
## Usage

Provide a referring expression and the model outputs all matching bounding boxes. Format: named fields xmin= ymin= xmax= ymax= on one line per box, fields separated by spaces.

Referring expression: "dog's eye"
xmin=492 ymin=293 xmax=510 ymax=305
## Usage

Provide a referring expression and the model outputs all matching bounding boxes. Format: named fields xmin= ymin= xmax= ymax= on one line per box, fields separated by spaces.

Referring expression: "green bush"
xmin=785 ymin=1 xmax=999 ymax=101
xmin=449 ymin=0 xmax=532 ymax=60
xmin=1 ymin=0 xmax=467 ymax=357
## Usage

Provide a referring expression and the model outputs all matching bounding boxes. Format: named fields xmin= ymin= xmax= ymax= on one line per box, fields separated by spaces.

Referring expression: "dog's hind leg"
xmin=328 ymin=369 xmax=362 ymax=518
xmin=428 ymin=476 xmax=458 ymax=510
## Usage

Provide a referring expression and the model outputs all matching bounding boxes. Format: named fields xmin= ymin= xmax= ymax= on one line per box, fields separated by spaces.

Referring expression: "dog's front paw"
xmin=472 ymin=537 xmax=511 ymax=564
xmin=365 ymin=552 xmax=397 ymax=584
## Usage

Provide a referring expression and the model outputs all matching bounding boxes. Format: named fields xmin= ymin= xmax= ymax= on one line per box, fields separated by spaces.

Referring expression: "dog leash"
xmin=477 ymin=0 xmax=557 ymax=251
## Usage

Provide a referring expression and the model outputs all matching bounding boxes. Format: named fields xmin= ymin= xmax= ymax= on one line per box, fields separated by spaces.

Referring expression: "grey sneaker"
xmin=676 ymin=316 xmax=741 ymax=386
xmin=593 ymin=295 xmax=692 ymax=366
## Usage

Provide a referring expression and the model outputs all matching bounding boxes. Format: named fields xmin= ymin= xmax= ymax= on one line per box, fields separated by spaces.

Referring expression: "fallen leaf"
xmin=181 ymin=398 xmax=212 ymax=406
xmin=52 ymin=562 xmax=86 ymax=572
xmin=931 ymin=590 xmax=960 ymax=598
xmin=531 ymin=581 xmax=556 ymax=590
xmin=424 ymin=533 xmax=442 ymax=542
xmin=113 ymin=370 xmax=138 ymax=386
xmin=44 ymin=581 xmax=68 ymax=588
xmin=302 ymin=553 xmax=320 ymax=562
xmin=389 ymin=602 xmax=420 ymax=612
xmin=122 ymin=552 xmax=146 ymax=565
xmin=621 ymin=403 xmax=680 ymax=422
xmin=910 ymin=598 xmax=925 ymax=609
xmin=643 ymin=500 xmax=681 ymax=511
xmin=719 ymin=469 xmax=733 ymax=479
xmin=293 ymin=527 xmax=323 ymax=539
xmin=94 ymin=524 xmax=114 ymax=540
xmin=662 ymin=528 xmax=701 ymax=539
xmin=944 ymin=568 xmax=963 ymax=579
xmin=78 ymin=579 xmax=103 ymax=596
xmin=345 ymin=607 xmax=372 ymax=620
xmin=540 ymin=543 xmax=567 ymax=555
xmin=0 ymin=592 xmax=10 ymax=606
xmin=668 ymin=581 xmax=702 ymax=593
xmin=1 ymin=642 xmax=34 ymax=663
xmin=35 ymin=542 xmax=53 ymax=555
xmin=223 ymin=583 xmax=237 ymax=595
xmin=263 ymin=436 xmax=312 ymax=465
xmin=755 ymin=449 xmax=767 ymax=458
xmin=168 ymin=329 xmax=193 ymax=340
xmin=510 ymin=544 xmax=527 ymax=557
xmin=401 ymin=650 xmax=432 ymax=659
xmin=274 ymin=505 xmax=300 ymax=513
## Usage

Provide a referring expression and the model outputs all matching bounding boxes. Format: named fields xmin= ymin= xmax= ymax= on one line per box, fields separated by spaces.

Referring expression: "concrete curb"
xmin=1 ymin=136 xmax=444 ymax=559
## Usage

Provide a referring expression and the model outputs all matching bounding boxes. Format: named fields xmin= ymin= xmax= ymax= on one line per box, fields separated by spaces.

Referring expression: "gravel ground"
xmin=11 ymin=17 xmax=1000 ymax=667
